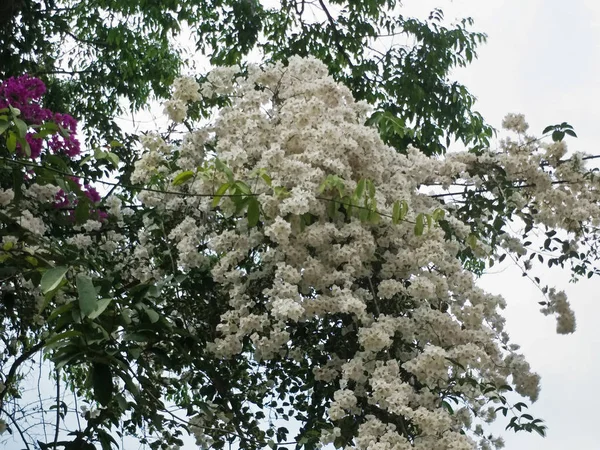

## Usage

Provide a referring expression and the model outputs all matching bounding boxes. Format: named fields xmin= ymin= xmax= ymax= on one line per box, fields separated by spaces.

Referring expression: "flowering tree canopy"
xmin=0 ymin=55 xmax=597 ymax=450
xmin=1 ymin=0 xmax=489 ymax=155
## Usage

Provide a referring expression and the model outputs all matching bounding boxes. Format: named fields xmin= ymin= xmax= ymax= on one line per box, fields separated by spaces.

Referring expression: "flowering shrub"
xmin=1 ymin=59 xmax=599 ymax=450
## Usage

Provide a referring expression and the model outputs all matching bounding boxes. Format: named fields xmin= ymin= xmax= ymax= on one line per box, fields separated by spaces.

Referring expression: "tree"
xmin=1 ymin=52 xmax=597 ymax=450
xmin=0 ymin=0 xmax=490 ymax=155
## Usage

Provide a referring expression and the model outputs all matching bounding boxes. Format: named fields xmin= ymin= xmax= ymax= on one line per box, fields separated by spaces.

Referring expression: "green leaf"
xmin=261 ymin=172 xmax=272 ymax=187
xmin=368 ymin=211 xmax=381 ymax=224
xmin=14 ymin=118 xmax=28 ymax=138
xmin=399 ymin=200 xmax=409 ymax=221
xmin=414 ymin=213 xmax=424 ymax=236
xmin=318 ymin=178 xmax=329 ymax=194
xmin=74 ymin=199 xmax=90 ymax=224
xmin=106 ymin=152 xmax=120 ymax=167
xmin=542 ymin=125 xmax=554 ymax=135
xmin=47 ymin=302 xmax=75 ymax=322
xmin=234 ymin=181 xmax=252 ymax=195
xmin=76 ymin=274 xmax=97 ymax=317
xmin=215 ymin=158 xmax=234 ymax=183
xmin=45 ymin=330 xmax=83 ymax=348
xmin=109 ymin=140 xmax=123 ymax=147
xmin=41 ymin=266 xmax=69 ymax=294
xmin=92 ymin=363 xmax=114 ymax=406
xmin=247 ymin=197 xmax=260 ymax=227
xmin=564 ymin=129 xmax=577 ymax=138
xmin=0 ymin=119 xmax=10 ymax=135
xmin=6 ymin=131 xmax=16 ymax=153
xmin=212 ymin=182 xmax=231 ymax=207
xmin=87 ymin=298 xmax=113 ymax=320
xmin=145 ymin=308 xmax=160 ymax=323
xmin=58 ymin=123 xmax=70 ymax=138
xmin=172 ymin=170 xmax=195 ymax=186
xmin=392 ymin=200 xmax=401 ymax=224
xmin=467 ymin=234 xmax=478 ymax=248
xmin=366 ymin=179 xmax=376 ymax=198
xmin=551 ymin=130 xmax=564 ymax=142
xmin=432 ymin=208 xmax=445 ymax=221
xmin=355 ymin=179 xmax=366 ymax=199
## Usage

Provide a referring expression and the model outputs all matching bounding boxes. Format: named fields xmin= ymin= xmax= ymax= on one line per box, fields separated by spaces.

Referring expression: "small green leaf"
xmin=355 ymin=179 xmax=366 ymax=199
xmin=234 ymin=181 xmax=251 ymax=195
xmin=247 ymin=197 xmax=260 ymax=227
xmin=329 ymin=200 xmax=339 ymax=219
xmin=542 ymin=125 xmax=554 ymax=135
xmin=87 ymin=298 xmax=112 ymax=320
xmin=74 ymin=198 xmax=90 ymax=224
xmin=318 ymin=178 xmax=329 ymax=194
xmin=368 ymin=211 xmax=381 ymax=224
xmin=58 ymin=124 xmax=70 ymax=138
xmin=172 ymin=170 xmax=195 ymax=186
xmin=45 ymin=330 xmax=83 ymax=348
xmin=564 ymin=129 xmax=577 ymax=138
xmin=432 ymin=208 xmax=445 ymax=221
xmin=366 ymin=179 xmax=376 ymax=198
xmin=467 ymin=234 xmax=478 ymax=248
xmin=17 ymin=136 xmax=30 ymax=156
xmin=76 ymin=274 xmax=97 ymax=317
xmin=399 ymin=200 xmax=409 ymax=220
xmin=0 ymin=119 xmax=10 ymax=135
xmin=212 ymin=182 xmax=231 ymax=207
xmin=551 ymin=130 xmax=565 ymax=142
xmin=106 ymin=152 xmax=120 ymax=167
xmin=392 ymin=200 xmax=401 ymax=224
xmin=145 ymin=308 xmax=160 ymax=323
xmin=414 ymin=213 xmax=424 ymax=236
xmin=6 ymin=131 xmax=16 ymax=152
xmin=215 ymin=158 xmax=234 ymax=183
xmin=261 ymin=172 xmax=272 ymax=187
xmin=47 ymin=302 xmax=75 ymax=322
xmin=25 ymin=256 xmax=38 ymax=266
xmin=41 ymin=266 xmax=68 ymax=294
xmin=109 ymin=140 xmax=122 ymax=147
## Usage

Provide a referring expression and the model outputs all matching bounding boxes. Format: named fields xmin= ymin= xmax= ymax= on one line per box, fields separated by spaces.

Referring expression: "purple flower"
xmin=1 ymin=75 xmax=81 ymax=158
xmin=84 ymin=185 xmax=101 ymax=204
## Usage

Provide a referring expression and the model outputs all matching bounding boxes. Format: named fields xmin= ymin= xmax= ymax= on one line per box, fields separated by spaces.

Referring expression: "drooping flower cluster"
xmin=126 ymin=56 xmax=581 ymax=450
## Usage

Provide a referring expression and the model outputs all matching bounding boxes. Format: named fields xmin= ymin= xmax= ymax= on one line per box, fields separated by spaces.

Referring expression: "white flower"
xmin=163 ymin=99 xmax=187 ymax=123
xmin=0 ymin=189 xmax=14 ymax=207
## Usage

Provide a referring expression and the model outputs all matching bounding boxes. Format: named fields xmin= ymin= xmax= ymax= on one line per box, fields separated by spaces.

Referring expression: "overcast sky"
xmin=406 ymin=1 xmax=600 ymax=449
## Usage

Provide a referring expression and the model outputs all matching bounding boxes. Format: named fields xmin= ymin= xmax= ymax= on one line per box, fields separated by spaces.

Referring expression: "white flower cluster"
xmin=0 ymin=188 xmax=14 ymax=206
xmin=163 ymin=76 xmax=201 ymax=123
xmin=540 ymin=288 xmax=576 ymax=334
xmin=126 ymin=56 xmax=594 ymax=449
